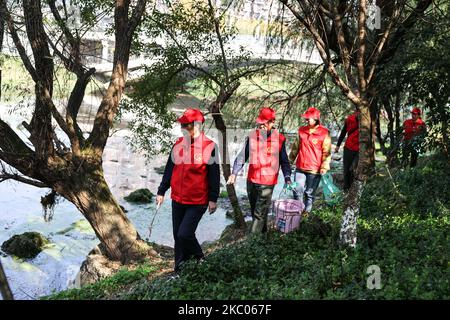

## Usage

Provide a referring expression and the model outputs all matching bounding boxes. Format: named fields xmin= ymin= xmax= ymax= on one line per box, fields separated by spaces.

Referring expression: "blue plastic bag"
xmin=320 ymin=172 xmax=342 ymax=206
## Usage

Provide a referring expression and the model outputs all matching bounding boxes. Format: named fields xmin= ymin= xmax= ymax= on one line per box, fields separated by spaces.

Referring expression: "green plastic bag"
xmin=320 ymin=172 xmax=342 ymax=206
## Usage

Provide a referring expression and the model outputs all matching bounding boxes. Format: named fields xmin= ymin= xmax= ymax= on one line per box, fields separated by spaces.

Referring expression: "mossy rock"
xmin=218 ymin=221 xmax=252 ymax=243
xmin=56 ymin=219 xmax=93 ymax=235
xmin=146 ymin=241 xmax=174 ymax=260
xmin=124 ymin=188 xmax=154 ymax=203
xmin=1 ymin=232 xmax=49 ymax=259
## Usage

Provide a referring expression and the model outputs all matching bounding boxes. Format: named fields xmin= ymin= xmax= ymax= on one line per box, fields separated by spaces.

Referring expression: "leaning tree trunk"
xmin=0 ymin=260 xmax=14 ymax=300
xmin=212 ymin=116 xmax=246 ymax=230
xmin=53 ymin=169 xmax=155 ymax=263
xmin=209 ymin=85 xmax=246 ymax=230
xmin=339 ymin=99 xmax=375 ymax=247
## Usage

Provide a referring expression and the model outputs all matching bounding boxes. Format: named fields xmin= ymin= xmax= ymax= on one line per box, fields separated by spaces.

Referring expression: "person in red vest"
xmin=335 ymin=109 xmax=360 ymax=191
xmin=402 ymin=107 xmax=426 ymax=167
xmin=289 ymin=107 xmax=331 ymax=214
xmin=227 ymin=107 xmax=292 ymax=233
xmin=156 ymin=108 xmax=220 ymax=273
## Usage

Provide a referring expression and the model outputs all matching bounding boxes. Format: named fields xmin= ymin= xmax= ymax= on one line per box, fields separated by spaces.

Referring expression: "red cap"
xmin=256 ymin=107 xmax=276 ymax=124
xmin=301 ymin=107 xmax=321 ymax=120
xmin=177 ymin=108 xmax=205 ymax=124
xmin=411 ymin=107 xmax=421 ymax=115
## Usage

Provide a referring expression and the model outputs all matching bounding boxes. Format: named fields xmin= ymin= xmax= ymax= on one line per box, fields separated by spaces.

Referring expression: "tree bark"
xmin=209 ymin=85 xmax=246 ymax=230
xmin=0 ymin=260 xmax=14 ymax=300
xmin=0 ymin=10 xmax=4 ymax=53
xmin=23 ymin=0 xmax=55 ymax=158
xmin=54 ymin=169 xmax=155 ymax=263
xmin=339 ymin=99 xmax=374 ymax=246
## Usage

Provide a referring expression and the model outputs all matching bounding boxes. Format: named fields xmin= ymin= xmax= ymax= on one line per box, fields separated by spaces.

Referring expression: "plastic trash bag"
xmin=320 ymin=172 xmax=342 ymax=206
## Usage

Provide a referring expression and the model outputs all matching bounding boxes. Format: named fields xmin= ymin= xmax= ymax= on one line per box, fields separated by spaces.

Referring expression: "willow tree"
xmin=278 ymin=0 xmax=432 ymax=246
xmin=124 ymin=0 xmax=276 ymax=230
xmin=0 ymin=0 xmax=155 ymax=263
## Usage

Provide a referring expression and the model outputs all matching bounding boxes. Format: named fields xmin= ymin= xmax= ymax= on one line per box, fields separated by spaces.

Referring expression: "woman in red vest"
xmin=402 ymin=107 xmax=426 ymax=167
xmin=156 ymin=108 xmax=220 ymax=273
xmin=335 ymin=109 xmax=360 ymax=191
xmin=289 ymin=107 xmax=331 ymax=214
xmin=227 ymin=107 xmax=292 ymax=233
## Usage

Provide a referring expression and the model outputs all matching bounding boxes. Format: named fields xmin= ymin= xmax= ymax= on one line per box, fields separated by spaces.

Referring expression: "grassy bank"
xmin=0 ymin=55 xmax=104 ymax=104
xmin=46 ymin=155 xmax=450 ymax=300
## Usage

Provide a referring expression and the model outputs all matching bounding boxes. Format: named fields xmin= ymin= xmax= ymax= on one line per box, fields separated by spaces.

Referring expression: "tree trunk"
xmin=54 ymin=170 xmax=155 ymax=263
xmin=0 ymin=260 xmax=14 ymax=300
xmin=394 ymin=90 xmax=401 ymax=137
xmin=375 ymin=110 xmax=386 ymax=154
xmin=214 ymin=122 xmax=246 ymax=230
xmin=339 ymin=99 xmax=375 ymax=247
xmin=383 ymin=98 xmax=399 ymax=166
xmin=221 ymin=162 xmax=246 ymax=229
xmin=209 ymin=86 xmax=246 ymax=230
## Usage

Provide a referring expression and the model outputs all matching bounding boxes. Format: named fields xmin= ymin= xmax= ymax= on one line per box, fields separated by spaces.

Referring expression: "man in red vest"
xmin=335 ymin=109 xmax=360 ymax=191
xmin=227 ymin=107 xmax=292 ymax=233
xmin=402 ymin=107 xmax=426 ymax=167
xmin=156 ymin=108 xmax=220 ymax=273
xmin=289 ymin=107 xmax=331 ymax=214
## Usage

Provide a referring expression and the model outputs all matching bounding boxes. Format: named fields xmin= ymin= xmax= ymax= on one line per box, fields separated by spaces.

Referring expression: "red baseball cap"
xmin=256 ymin=107 xmax=276 ymax=124
xmin=301 ymin=107 xmax=321 ymax=120
xmin=411 ymin=107 xmax=421 ymax=115
xmin=177 ymin=108 xmax=205 ymax=124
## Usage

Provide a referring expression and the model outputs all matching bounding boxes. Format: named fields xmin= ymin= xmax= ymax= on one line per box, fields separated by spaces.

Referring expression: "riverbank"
xmin=45 ymin=155 xmax=450 ymax=300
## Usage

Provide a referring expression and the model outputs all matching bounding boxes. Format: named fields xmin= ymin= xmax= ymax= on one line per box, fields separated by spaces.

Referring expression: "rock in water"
xmin=74 ymin=246 xmax=122 ymax=287
xmin=1 ymin=232 xmax=49 ymax=259
xmin=124 ymin=188 xmax=154 ymax=203
xmin=154 ymin=166 xmax=166 ymax=175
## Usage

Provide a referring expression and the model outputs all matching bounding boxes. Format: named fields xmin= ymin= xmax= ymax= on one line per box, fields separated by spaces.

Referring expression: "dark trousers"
xmin=402 ymin=143 xmax=419 ymax=168
xmin=293 ymin=170 xmax=322 ymax=212
xmin=247 ymin=181 xmax=274 ymax=233
xmin=343 ymin=147 xmax=359 ymax=191
xmin=172 ymin=200 xmax=207 ymax=272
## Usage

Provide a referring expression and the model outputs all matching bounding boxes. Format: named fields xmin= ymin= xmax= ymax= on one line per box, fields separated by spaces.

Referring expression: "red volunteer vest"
xmin=295 ymin=125 xmax=329 ymax=172
xmin=247 ymin=129 xmax=286 ymax=186
xmin=170 ymin=133 xmax=215 ymax=205
xmin=345 ymin=112 xmax=359 ymax=152
xmin=403 ymin=118 xmax=425 ymax=141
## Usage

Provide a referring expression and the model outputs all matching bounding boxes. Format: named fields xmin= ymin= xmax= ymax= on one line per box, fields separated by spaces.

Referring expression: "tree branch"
xmin=0 ymin=173 xmax=48 ymax=188
xmin=208 ymin=0 xmax=230 ymax=86
xmin=280 ymin=0 xmax=361 ymax=105
xmin=0 ymin=118 xmax=37 ymax=177
xmin=129 ymin=0 xmax=148 ymax=34
xmin=47 ymin=0 xmax=83 ymax=73
xmin=356 ymin=0 xmax=367 ymax=93
xmin=330 ymin=2 xmax=357 ymax=90
xmin=87 ymin=0 xmax=146 ymax=157
xmin=366 ymin=5 xmax=402 ymax=84
xmin=0 ymin=0 xmax=38 ymax=82
xmin=378 ymin=0 xmax=433 ymax=65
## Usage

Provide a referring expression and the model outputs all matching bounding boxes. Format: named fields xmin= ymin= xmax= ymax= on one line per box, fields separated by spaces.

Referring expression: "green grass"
xmin=46 ymin=154 xmax=450 ymax=300
xmin=42 ymin=262 xmax=159 ymax=300
xmin=0 ymin=55 xmax=104 ymax=104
